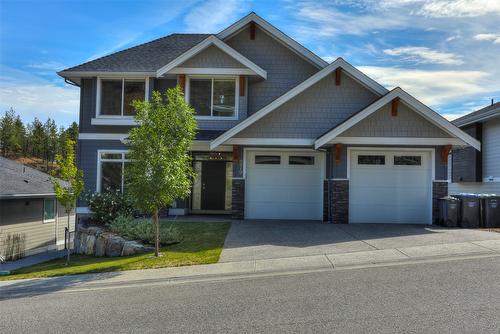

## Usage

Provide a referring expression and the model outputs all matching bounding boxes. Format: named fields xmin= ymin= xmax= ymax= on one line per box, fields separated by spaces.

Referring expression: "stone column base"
xmin=324 ymin=179 xmax=349 ymax=224
xmin=432 ymin=181 xmax=448 ymax=224
xmin=232 ymin=179 xmax=245 ymax=219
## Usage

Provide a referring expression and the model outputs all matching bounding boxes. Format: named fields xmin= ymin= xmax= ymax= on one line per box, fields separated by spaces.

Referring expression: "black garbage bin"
xmin=438 ymin=196 xmax=460 ymax=227
xmin=482 ymin=195 xmax=500 ymax=228
xmin=457 ymin=194 xmax=481 ymax=228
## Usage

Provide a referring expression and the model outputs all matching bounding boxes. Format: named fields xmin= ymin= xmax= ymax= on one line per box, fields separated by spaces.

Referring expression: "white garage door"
xmin=245 ymin=151 xmax=324 ymax=220
xmin=349 ymin=149 xmax=432 ymax=224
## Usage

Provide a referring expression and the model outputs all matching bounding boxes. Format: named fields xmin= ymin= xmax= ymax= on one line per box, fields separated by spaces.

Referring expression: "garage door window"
xmin=358 ymin=155 xmax=385 ymax=165
xmin=255 ymin=155 xmax=280 ymax=165
xmin=394 ymin=156 xmax=421 ymax=166
xmin=289 ymin=156 xmax=315 ymax=165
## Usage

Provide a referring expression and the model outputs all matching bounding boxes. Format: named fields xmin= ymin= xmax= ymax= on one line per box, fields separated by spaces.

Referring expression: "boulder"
xmin=87 ymin=226 xmax=104 ymax=237
xmin=79 ymin=233 xmax=88 ymax=255
xmin=105 ymin=235 xmax=125 ymax=257
xmin=85 ymin=235 xmax=96 ymax=255
xmin=73 ymin=231 xmax=81 ymax=254
xmin=95 ymin=235 xmax=107 ymax=257
xmin=121 ymin=241 xmax=154 ymax=256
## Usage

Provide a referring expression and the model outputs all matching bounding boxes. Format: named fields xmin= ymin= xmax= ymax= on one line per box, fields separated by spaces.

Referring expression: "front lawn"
xmin=1 ymin=221 xmax=230 ymax=281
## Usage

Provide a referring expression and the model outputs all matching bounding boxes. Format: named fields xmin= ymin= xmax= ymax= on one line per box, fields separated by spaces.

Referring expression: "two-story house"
xmin=58 ymin=12 xmax=480 ymax=224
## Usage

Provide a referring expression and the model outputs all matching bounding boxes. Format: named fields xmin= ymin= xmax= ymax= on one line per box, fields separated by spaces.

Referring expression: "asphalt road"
xmin=1 ymin=257 xmax=499 ymax=333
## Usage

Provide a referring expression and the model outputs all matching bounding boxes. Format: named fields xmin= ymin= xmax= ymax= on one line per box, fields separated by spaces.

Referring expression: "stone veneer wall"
xmin=232 ymin=179 xmax=245 ymax=219
xmin=324 ymin=180 xmax=349 ymax=224
xmin=432 ymin=181 xmax=448 ymax=224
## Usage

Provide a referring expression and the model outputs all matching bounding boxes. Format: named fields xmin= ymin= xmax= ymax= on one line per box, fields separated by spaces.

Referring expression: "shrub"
xmin=109 ymin=215 xmax=181 ymax=245
xmin=86 ymin=190 xmax=134 ymax=225
xmin=1 ymin=232 xmax=26 ymax=261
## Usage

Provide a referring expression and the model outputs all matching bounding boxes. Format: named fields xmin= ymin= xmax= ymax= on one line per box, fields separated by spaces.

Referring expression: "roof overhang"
xmin=217 ymin=12 xmax=328 ymax=69
xmin=0 ymin=193 xmax=56 ymax=199
xmin=453 ymin=105 xmax=500 ymax=127
xmin=210 ymin=58 xmax=388 ymax=149
xmin=314 ymin=87 xmax=482 ymax=151
xmin=156 ymin=35 xmax=267 ymax=79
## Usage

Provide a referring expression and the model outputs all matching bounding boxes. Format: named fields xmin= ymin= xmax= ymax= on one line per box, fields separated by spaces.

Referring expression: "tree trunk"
xmin=66 ymin=212 xmax=71 ymax=265
xmin=154 ymin=209 xmax=160 ymax=257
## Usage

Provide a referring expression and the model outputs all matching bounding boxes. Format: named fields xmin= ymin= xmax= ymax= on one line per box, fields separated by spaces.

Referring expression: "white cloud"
xmin=418 ymin=0 xmax=500 ymax=18
xmin=28 ymin=61 xmax=67 ymax=71
xmin=183 ymin=0 xmax=250 ymax=33
xmin=474 ymin=33 xmax=500 ymax=44
xmin=0 ymin=66 xmax=79 ymax=125
xmin=383 ymin=46 xmax=464 ymax=65
xmin=358 ymin=66 xmax=493 ymax=105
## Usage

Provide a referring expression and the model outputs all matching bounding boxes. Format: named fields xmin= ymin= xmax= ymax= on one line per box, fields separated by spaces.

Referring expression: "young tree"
xmin=51 ymin=138 xmax=84 ymax=264
xmin=126 ymin=87 xmax=197 ymax=256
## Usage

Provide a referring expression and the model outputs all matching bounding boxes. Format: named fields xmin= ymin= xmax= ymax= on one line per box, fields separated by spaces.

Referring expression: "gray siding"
xmin=236 ymin=71 xmax=378 ymax=138
xmin=341 ymin=103 xmax=449 ymax=138
xmin=179 ymin=45 xmax=245 ymax=68
xmin=226 ymin=25 xmax=319 ymax=115
xmin=449 ymin=117 xmax=500 ymax=194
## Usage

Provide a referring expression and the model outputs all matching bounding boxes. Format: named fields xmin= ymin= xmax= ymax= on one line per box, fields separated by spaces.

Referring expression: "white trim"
xmin=330 ymin=137 xmax=466 ymax=146
xmin=96 ymin=77 xmax=149 ymax=118
xmin=185 ymin=75 xmax=239 ymax=120
xmin=59 ymin=71 xmax=155 ymax=78
xmin=217 ymin=12 xmax=328 ymax=69
xmin=0 ymin=193 xmax=56 ymax=199
xmin=43 ymin=198 xmax=57 ymax=224
xmin=91 ymin=117 xmax=136 ymax=126
xmin=190 ymin=141 xmax=233 ymax=152
xmin=210 ymin=58 xmax=388 ymax=149
xmin=169 ymin=67 xmax=258 ymax=76
xmin=156 ymin=36 xmax=267 ymax=79
xmin=315 ymin=87 xmax=482 ymax=151
xmin=79 ymin=133 xmax=129 ymax=141
xmin=96 ymin=150 xmax=130 ymax=192
xmin=433 ymin=180 xmax=450 ymax=183
xmin=484 ymin=176 xmax=500 ymax=182
xmin=226 ymin=138 xmax=315 ymax=146
xmin=347 ymin=147 xmax=435 ymax=225
xmin=76 ymin=207 xmax=92 ymax=214
xmin=453 ymin=105 xmax=500 ymax=127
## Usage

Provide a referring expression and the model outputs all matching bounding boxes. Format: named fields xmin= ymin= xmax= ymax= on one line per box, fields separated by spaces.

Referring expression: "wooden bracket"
xmin=335 ymin=144 xmax=342 ymax=164
xmin=239 ymin=76 xmax=245 ymax=96
xmin=232 ymin=145 xmax=240 ymax=162
xmin=335 ymin=68 xmax=341 ymax=86
xmin=178 ymin=74 xmax=186 ymax=94
xmin=391 ymin=97 xmax=399 ymax=116
xmin=442 ymin=145 xmax=452 ymax=165
xmin=250 ymin=22 xmax=256 ymax=40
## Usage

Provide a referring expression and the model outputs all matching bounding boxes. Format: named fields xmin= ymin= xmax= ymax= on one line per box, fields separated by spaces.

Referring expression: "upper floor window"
xmin=98 ymin=78 xmax=147 ymax=117
xmin=187 ymin=77 xmax=237 ymax=118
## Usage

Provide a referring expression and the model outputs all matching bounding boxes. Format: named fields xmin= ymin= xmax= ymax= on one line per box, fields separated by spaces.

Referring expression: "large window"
xmin=43 ymin=198 xmax=56 ymax=223
xmin=99 ymin=151 xmax=130 ymax=192
xmin=188 ymin=77 xmax=237 ymax=118
xmin=99 ymin=79 xmax=146 ymax=116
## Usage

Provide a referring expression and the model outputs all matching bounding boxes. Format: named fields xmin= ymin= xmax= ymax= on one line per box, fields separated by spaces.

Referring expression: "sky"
xmin=1 ymin=0 xmax=499 ymax=127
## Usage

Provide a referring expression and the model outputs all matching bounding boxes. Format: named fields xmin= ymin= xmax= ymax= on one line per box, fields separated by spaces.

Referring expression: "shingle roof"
xmin=453 ymin=102 xmax=500 ymax=127
xmin=0 ymin=157 xmax=67 ymax=198
xmin=59 ymin=34 xmax=211 ymax=73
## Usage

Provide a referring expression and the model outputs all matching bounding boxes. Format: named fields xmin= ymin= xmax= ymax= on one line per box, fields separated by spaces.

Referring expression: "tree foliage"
xmin=126 ymin=87 xmax=197 ymax=256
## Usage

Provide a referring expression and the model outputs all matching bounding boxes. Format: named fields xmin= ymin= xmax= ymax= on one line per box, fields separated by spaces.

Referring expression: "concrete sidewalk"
xmin=0 ymin=250 xmax=67 ymax=272
xmin=1 ymin=239 xmax=499 ymax=296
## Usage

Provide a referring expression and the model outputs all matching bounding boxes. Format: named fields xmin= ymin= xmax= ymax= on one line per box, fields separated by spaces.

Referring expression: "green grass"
xmin=1 ymin=221 xmax=230 ymax=281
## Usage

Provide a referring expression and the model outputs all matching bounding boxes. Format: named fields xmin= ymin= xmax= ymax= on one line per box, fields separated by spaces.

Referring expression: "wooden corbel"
xmin=239 ymin=76 xmax=245 ymax=96
xmin=335 ymin=68 xmax=341 ymax=86
xmin=232 ymin=145 xmax=240 ymax=162
xmin=335 ymin=144 xmax=342 ymax=164
xmin=441 ymin=145 xmax=452 ymax=165
xmin=391 ymin=97 xmax=399 ymax=116
xmin=250 ymin=22 xmax=256 ymax=40
xmin=178 ymin=74 xmax=186 ymax=94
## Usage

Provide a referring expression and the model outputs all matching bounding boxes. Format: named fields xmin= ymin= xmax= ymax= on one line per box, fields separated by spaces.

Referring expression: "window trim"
xmin=96 ymin=77 xmax=149 ymax=118
xmin=185 ymin=75 xmax=239 ymax=120
xmin=43 ymin=198 xmax=57 ymax=223
xmin=96 ymin=149 xmax=130 ymax=192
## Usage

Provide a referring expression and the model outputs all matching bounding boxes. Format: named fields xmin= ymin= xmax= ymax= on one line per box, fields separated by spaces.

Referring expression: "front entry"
xmin=201 ymin=161 xmax=226 ymax=210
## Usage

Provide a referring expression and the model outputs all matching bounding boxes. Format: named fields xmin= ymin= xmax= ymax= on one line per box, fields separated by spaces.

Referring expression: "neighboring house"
xmin=0 ymin=157 xmax=75 ymax=258
xmin=58 ymin=12 xmax=479 ymax=225
xmin=449 ymin=102 xmax=500 ymax=195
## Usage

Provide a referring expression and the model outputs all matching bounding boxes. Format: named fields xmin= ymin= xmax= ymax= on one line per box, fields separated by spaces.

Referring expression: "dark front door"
xmin=201 ymin=161 xmax=226 ymax=210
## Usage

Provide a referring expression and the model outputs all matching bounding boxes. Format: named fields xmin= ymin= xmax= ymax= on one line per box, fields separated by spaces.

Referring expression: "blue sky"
xmin=1 ymin=0 xmax=499 ymax=126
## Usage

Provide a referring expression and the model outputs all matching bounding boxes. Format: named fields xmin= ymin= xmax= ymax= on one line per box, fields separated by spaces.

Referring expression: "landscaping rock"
xmin=95 ymin=235 xmax=107 ymax=257
xmin=85 ymin=235 xmax=96 ymax=255
xmin=121 ymin=241 xmax=154 ymax=256
xmin=79 ymin=233 xmax=88 ymax=255
xmin=73 ymin=231 xmax=81 ymax=254
xmin=87 ymin=226 xmax=104 ymax=237
xmin=105 ymin=235 xmax=125 ymax=257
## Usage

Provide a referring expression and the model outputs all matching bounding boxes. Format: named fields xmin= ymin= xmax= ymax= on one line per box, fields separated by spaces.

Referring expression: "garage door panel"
xmin=246 ymin=185 xmax=321 ymax=203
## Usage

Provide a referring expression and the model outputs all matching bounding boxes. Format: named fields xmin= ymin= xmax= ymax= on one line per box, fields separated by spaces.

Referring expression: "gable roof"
xmin=210 ymin=58 xmax=388 ymax=149
xmin=314 ymin=87 xmax=481 ymax=150
xmin=453 ymin=102 xmax=500 ymax=127
xmin=217 ymin=12 xmax=328 ymax=69
xmin=156 ymin=35 xmax=267 ymax=78
xmin=0 ymin=157 xmax=66 ymax=199
xmin=58 ymin=34 xmax=210 ymax=78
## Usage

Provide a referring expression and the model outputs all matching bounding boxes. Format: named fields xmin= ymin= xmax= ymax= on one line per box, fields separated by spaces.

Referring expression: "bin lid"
xmin=440 ymin=195 xmax=459 ymax=200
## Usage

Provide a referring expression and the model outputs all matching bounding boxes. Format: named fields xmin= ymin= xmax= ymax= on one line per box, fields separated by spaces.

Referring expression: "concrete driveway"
xmin=219 ymin=220 xmax=500 ymax=262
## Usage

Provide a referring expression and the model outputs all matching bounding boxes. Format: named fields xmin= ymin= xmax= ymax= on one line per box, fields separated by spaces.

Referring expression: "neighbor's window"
xmin=289 ymin=156 xmax=315 ymax=165
xmin=99 ymin=152 xmax=130 ymax=192
xmin=188 ymin=78 xmax=236 ymax=117
xmin=358 ymin=155 xmax=385 ymax=165
xmin=100 ymin=79 xmax=146 ymax=116
xmin=43 ymin=198 xmax=56 ymax=223
xmin=394 ymin=156 xmax=421 ymax=166
xmin=255 ymin=155 xmax=281 ymax=165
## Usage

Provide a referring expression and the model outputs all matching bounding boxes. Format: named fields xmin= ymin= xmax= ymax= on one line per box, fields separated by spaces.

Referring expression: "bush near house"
xmin=85 ymin=190 xmax=134 ymax=225
xmin=109 ymin=215 xmax=181 ymax=245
